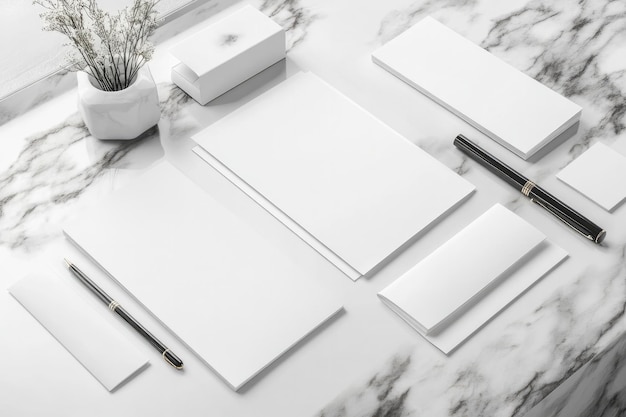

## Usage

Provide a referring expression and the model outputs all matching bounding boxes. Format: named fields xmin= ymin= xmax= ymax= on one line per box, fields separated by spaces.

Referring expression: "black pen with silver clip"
xmin=64 ymin=259 xmax=184 ymax=370
xmin=454 ymin=134 xmax=606 ymax=244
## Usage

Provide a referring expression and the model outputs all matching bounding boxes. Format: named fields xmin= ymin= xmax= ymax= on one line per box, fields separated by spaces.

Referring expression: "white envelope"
xmin=557 ymin=142 xmax=626 ymax=211
xmin=372 ymin=17 xmax=582 ymax=160
xmin=63 ymin=162 xmax=343 ymax=391
xmin=193 ymin=71 xmax=474 ymax=280
xmin=9 ymin=273 xmax=149 ymax=391
xmin=379 ymin=204 xmax=568 ymax=353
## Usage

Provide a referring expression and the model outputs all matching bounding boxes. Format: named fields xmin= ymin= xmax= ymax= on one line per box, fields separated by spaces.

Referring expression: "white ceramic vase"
xmin=77 ymin=66 xmax=160 ymax=140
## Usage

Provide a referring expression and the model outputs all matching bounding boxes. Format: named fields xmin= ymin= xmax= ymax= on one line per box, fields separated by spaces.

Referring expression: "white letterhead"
xmin=193 ymin=71 xmax=474 ymax=280
xmin=63 ymin=162 xmax=343 ymax=391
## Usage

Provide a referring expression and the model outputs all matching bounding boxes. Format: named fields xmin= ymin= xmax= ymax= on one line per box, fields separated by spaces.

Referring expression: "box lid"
xmin=170 ymin=6 xmax=283 ymax=77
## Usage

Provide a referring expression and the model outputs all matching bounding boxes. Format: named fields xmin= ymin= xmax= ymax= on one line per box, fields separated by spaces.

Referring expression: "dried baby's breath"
xmin=34 ymin=0 xmax=159 ymax=91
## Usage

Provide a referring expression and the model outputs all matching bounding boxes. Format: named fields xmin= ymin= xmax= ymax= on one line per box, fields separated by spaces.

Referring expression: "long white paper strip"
xmin=372 ymin=16 xmax=582 ymax=159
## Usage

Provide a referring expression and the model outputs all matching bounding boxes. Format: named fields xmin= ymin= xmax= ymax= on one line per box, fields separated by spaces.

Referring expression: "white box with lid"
xmin=170 ymin=6 xmax=285 ymax=105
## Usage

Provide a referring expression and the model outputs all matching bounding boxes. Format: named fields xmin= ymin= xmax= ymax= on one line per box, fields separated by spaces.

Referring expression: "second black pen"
xmin=454 ymin=134 xmax=606 ymax=244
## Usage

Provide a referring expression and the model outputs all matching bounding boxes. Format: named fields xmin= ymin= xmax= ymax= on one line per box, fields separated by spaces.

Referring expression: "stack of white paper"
xmin=193 ymin=71 xmax=474 ymax=281
xmin=63 ymin=162 xmax=343 ymax=391
xmin=557 ymin=142 xmax=626 ymax=211
xmin=372 ymin=17 xmax=582 ymax=160
xmin=379 ymin=204 xmax=568 ymax=354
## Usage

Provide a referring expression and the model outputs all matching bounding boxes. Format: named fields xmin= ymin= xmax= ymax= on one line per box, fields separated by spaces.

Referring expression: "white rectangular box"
xmin=372 ymin=16 xmax=582 ymax=160
xmin=170 ymin=6 xmax=285 ymax=105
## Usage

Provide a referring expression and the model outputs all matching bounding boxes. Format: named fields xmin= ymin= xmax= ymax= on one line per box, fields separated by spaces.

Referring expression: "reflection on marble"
xmin=524 ymin=331 xmax=626 ymax=417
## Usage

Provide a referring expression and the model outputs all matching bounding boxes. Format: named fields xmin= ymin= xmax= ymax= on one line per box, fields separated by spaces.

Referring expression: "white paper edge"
xmin=192 ymin=145 xmax=362 ymax=281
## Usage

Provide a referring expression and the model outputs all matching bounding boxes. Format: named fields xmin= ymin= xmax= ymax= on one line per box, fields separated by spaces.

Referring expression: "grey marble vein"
xmin=480 ymin=0 xmax=626 ymax=161
xmin=0 ymin=116 xmax=145 ymax=250
xmin=524 ymin=331 xmax=626 ymax=417
xmin=0 ymin=82 xmax=192 ymax=251
xmin=260 ymin=0 xmax=318 ymax=50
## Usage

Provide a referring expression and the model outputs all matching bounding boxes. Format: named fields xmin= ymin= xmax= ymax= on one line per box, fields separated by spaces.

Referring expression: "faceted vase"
xmin=77 ymin=66 xmax=160 ymax=140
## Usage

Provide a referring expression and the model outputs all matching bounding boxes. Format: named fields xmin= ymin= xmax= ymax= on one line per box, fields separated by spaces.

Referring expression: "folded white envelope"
xmin=379 ymin=204 xmax=568 ymax=353
xmin=9 ymin=273 xmax=149 ymax=391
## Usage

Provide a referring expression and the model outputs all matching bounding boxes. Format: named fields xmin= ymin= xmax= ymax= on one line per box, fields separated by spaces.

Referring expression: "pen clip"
xmin=529 ymin=197 xmax=595 ymax=242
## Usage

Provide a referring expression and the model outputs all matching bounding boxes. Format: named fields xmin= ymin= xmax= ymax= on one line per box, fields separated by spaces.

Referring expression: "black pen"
xmin=64 ymin=259 xmax=184 ymax=370
xmin=454 ymin=134 xmax=606 ymax=244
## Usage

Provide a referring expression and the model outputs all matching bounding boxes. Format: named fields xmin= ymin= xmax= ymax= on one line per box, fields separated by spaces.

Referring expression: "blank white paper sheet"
xmin=379 ymin=204 xmax=568 ymax=354
xmin=557 ymin=142 xmax=626 ymax=211
xmin=63 ymin=162 xmax=343 ymax=391
xmin=372 ymin=16 xmax=582 ymax=160
xmin=9 ymin=273 xmax=149 ymax=391
xmin=193 ymin=71 xmax=474 ymax=280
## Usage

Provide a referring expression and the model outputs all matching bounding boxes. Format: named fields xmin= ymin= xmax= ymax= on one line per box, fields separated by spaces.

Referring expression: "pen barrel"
xmin=529 ymin=185 xmax=606 ymax=243
xmin=454 ymin=134 xmax=606 ymax=244
xmin=113 ymin=306 xmax=184 ymax=369
xmin=454 ymin=134 xmax=528 ymax=188
xmin=113 ymin=305 xmax=164 ymax=352
xmin=70 ymin=265 xmax=114 ymax=306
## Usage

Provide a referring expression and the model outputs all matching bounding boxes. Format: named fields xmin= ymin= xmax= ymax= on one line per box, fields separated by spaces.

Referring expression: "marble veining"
xmin=480 ymin=0 xmax=626 ymax=161
xmin=524 ymin=331 xmax=626 ymax=417
xmin=0 ymin=115 xmax=140 ymax=250
xmin=260 ymin=0 xmax=317 ymax=50
xmin=0 ymin=82 xmax=192 ymax=251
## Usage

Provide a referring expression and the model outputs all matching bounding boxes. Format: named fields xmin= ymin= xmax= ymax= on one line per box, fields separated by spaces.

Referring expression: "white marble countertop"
xmin=1 ymin=0 xmax=625 ymax=416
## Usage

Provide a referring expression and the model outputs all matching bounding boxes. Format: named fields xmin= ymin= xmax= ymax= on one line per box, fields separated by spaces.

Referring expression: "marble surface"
xmin=524 ymin=330 xmax=626 ymax=417
xmin=1 ymin=0 xmax=625 ymax=416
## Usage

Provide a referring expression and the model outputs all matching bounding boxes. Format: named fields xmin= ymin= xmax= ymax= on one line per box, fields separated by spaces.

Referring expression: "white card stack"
xmin=557 ymin=142 xmax=626 ymax=212
xmin=379 ymin=204 xmax=568 ymax=354
xmin=63 ymin=162 xmax=343 ymax=391
xmin=372 ymin=16 xmax=582 ymax=160
xmin=193 ymin=71 xmax=474 ymax=280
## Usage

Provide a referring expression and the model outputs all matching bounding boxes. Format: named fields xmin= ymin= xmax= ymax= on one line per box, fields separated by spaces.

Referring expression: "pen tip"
xmin=63 ymin=258 xmax=71 ymax=268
